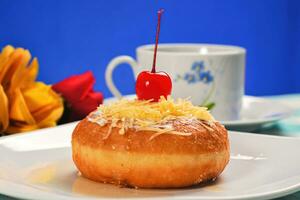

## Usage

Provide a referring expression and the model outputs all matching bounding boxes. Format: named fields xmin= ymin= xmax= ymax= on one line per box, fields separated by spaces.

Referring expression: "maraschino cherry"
xmin=135 ymin=9 xmax=172 ymax=102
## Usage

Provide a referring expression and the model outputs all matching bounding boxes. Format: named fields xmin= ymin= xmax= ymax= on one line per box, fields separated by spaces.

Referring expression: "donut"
xmin=72 ymin=98 xmax=230 ymax=188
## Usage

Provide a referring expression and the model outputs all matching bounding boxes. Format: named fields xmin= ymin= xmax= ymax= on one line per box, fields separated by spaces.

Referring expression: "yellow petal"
xmin=0 ymin=48 xmax=24 ymax=86
xmin=22 ymin=82 xmax=59 ymax=112
xmin=36 ymin=121 xmax=57 ymax=129
xmin=22 ymin=82 xmax=63 ymax=124
xmin=24 ymin=57 xmax=39 ymax=84
xmin=6 ymin=122 xmax=39 ymax=134
xmin=0 ymin=45 xmax=14 ymax=58
xmin=35 ymin=102 xmax=63 ymax=127
xmin=0 ymin=85 xmax=9 ymax=132
xmin=0 ymin=45 xmax=15 ymax=74
xmin=9 ymin=49 xmax=31 ymax=92
xmin=6 ymin=115 xmax=57 ymax=134
xmin=9 ymin=88 xmax=36 ymax=124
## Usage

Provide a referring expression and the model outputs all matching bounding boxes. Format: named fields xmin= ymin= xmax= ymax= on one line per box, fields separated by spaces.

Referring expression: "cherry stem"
xmin=151 ymin=8 xmax=164 ymax=73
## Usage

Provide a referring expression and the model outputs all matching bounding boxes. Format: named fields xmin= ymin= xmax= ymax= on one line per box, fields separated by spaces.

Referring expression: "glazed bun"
xmin=72 ymin=98 xmax=230 ymax=188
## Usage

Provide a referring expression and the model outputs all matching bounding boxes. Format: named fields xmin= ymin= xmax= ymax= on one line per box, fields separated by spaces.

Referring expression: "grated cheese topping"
xmin=87 ymin=96 xmax=215 ymax=139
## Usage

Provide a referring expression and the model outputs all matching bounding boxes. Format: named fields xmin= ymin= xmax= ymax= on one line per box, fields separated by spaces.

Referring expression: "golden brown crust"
xmin=72 ymin=118 xmax=230 ymax=188
xmin=72 ymin=118 xmax=229 ymax=154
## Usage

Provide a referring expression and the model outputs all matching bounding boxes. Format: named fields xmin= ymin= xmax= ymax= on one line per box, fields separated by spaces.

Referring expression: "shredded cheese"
xmin=99 ymin=96 xmax=214 ymax=122
xmin=88 ymin=96 xmax=215 ymax=139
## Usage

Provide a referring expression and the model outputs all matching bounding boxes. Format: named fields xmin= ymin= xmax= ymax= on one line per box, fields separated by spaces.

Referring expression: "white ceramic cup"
xmin=105 ymin=44 xmax=246 ymax=121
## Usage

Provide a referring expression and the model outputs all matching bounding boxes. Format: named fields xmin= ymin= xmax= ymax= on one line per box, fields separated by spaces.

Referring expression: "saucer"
xmin=222 ymin=96 xmax=294 ymax=131
xmin=104 ymin=95 xmax=293 ymax=131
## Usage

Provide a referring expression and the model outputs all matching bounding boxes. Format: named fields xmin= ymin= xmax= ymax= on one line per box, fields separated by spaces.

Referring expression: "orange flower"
xmin=0 ymin=45 xmax=63 ymax=134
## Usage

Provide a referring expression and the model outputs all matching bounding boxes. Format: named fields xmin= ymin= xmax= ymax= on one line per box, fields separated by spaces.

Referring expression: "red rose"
xmin=52 ymin=71 xmax=103 ymax=121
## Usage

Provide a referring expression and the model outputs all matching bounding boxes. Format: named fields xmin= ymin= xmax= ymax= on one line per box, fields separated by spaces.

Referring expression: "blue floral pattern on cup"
xmin=178 ymin=61 xmax=214 ymax=84
xmin=175 ymin=61 xmax=216 ymax=110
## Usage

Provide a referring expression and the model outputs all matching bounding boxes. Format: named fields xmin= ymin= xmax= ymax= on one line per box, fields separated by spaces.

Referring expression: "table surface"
xmin=1 ymin=94 xmax=300 ymax=200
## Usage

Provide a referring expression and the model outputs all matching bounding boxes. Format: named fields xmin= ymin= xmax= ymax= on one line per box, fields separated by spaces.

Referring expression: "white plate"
xmin=0 ymin=123 xmax=299 ymax=200
xmin=104 ymin=95 xmax=294 ymax=131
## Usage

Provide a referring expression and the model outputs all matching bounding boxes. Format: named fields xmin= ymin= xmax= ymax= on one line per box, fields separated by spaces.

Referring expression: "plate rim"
xmin=0 ymin=178 xmax=299 ymax=200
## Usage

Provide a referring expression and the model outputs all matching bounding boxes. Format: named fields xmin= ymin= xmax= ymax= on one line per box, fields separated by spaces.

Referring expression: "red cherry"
xmin=136 ymin=71 xmax=172 ymax=101
xmin=135 ymin=9 xmax=172 ymax=102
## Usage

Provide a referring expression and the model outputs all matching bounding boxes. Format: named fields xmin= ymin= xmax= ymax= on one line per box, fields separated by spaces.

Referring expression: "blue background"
xmin=0 ymin=0 xmax=299 ymax=98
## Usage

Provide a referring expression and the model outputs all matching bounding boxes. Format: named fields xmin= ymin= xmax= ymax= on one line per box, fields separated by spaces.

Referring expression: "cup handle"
xmin=105 ymin=55 xmax=138 ymax=99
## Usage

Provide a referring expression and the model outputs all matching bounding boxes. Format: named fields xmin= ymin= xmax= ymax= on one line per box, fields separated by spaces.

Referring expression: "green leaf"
xmin=201 ymin=102 xmax=215 ymax=110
